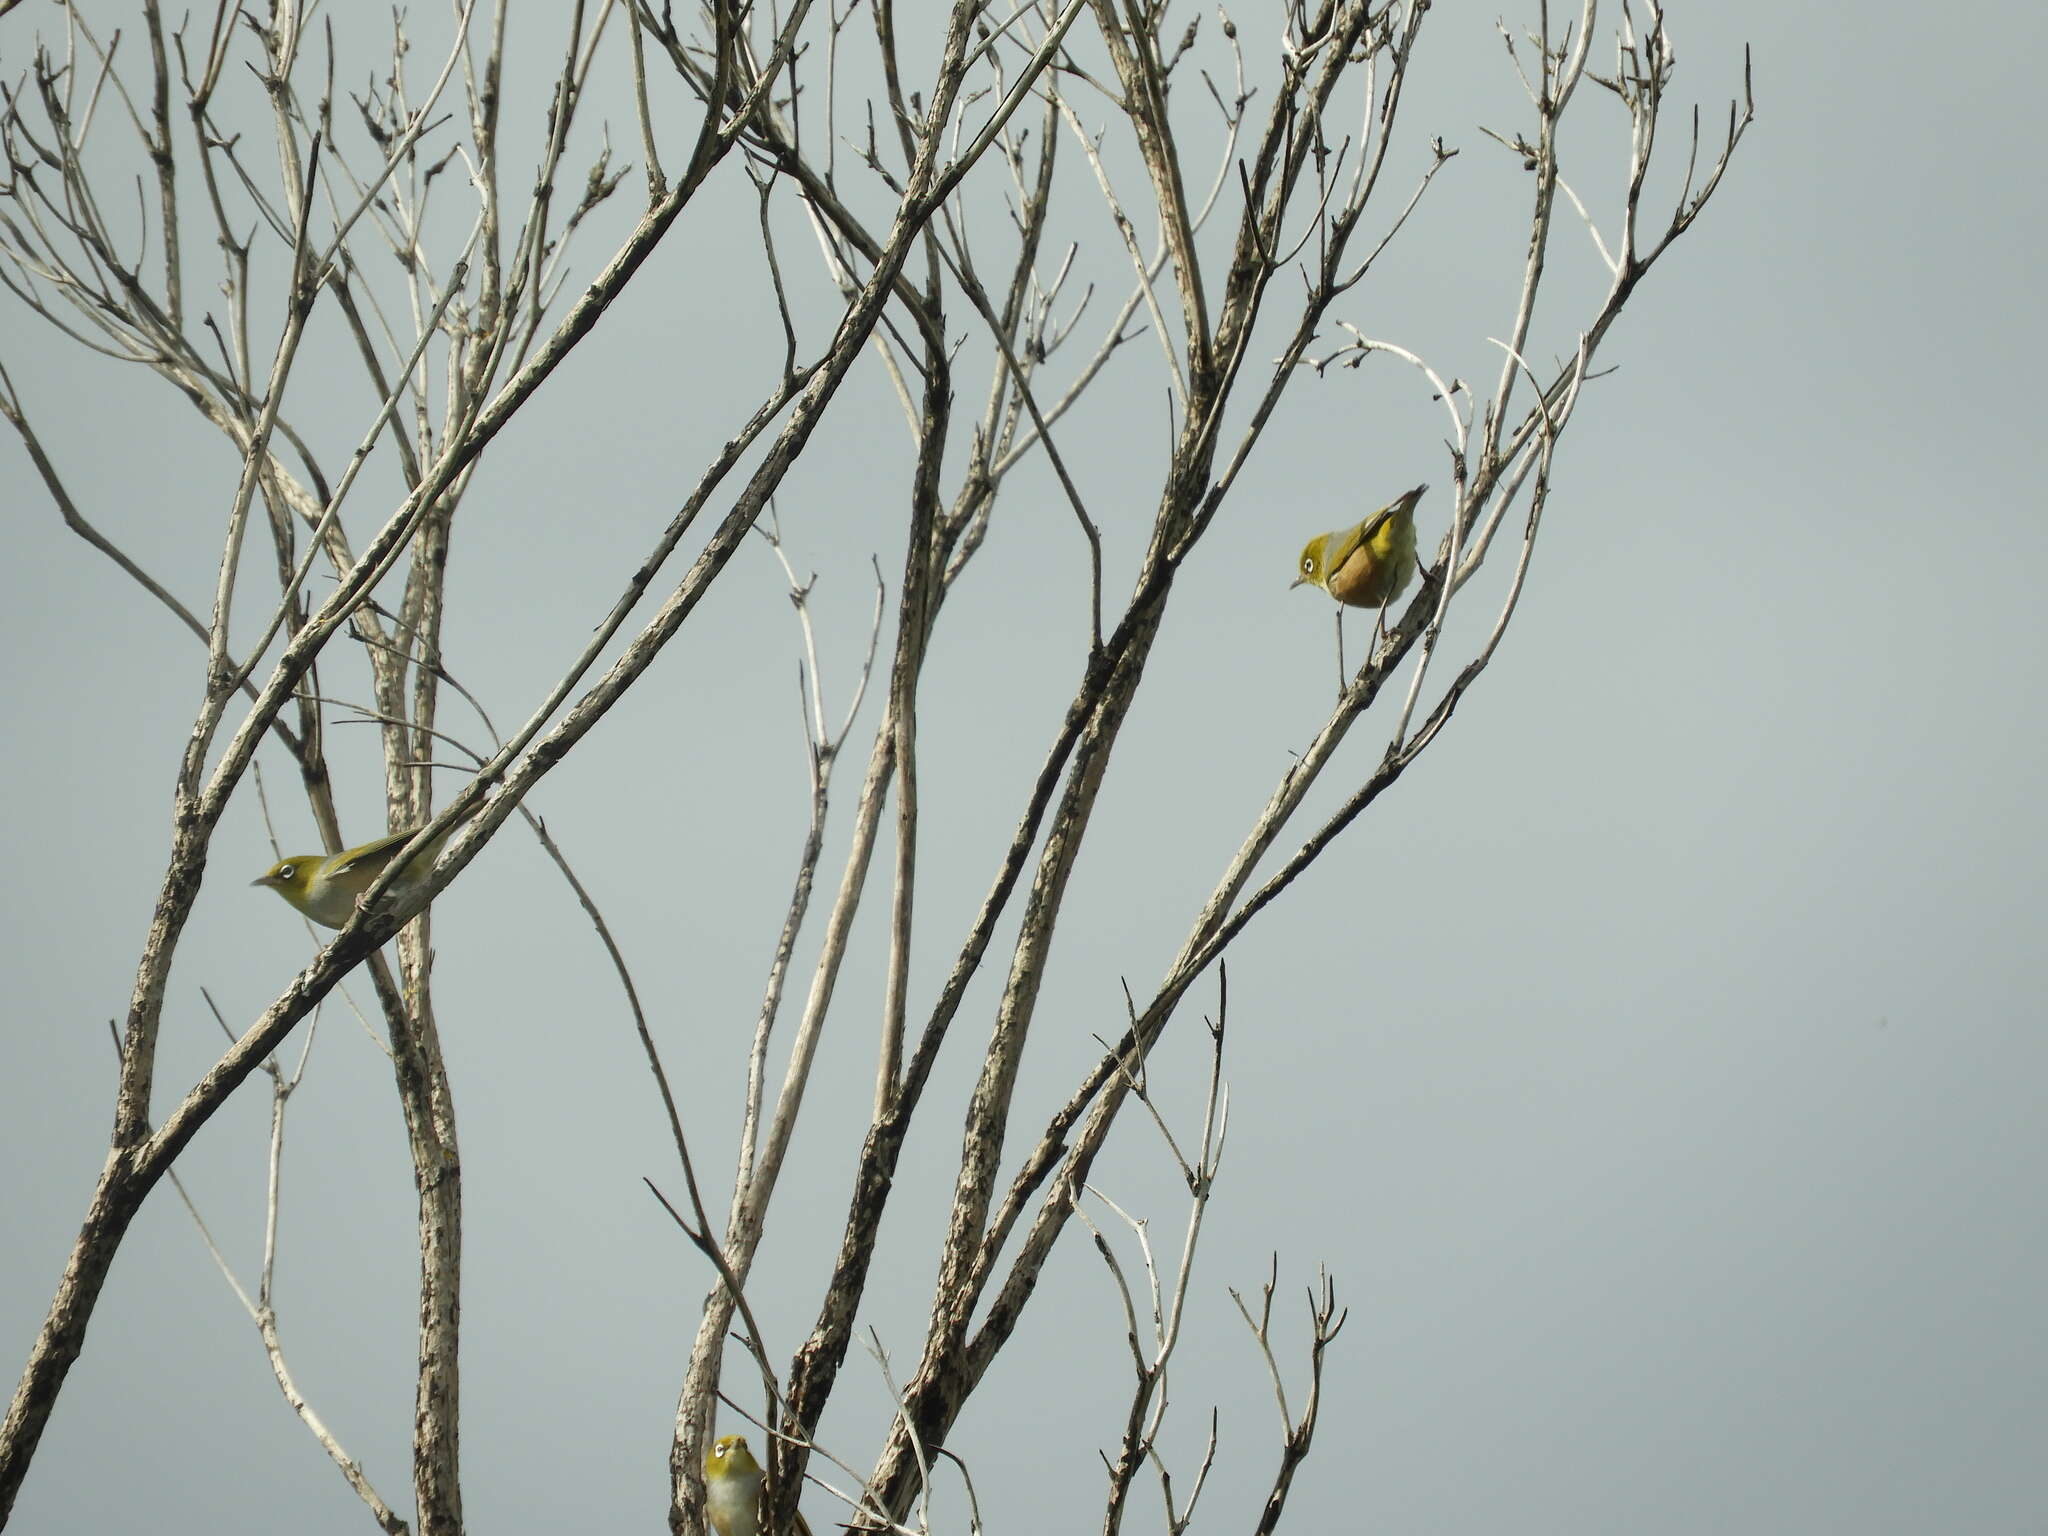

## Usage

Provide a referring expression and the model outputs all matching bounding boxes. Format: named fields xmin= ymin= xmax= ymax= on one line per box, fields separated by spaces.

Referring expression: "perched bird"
xmin=704 ymin=1435 xmax=813 ymax=1536
xmin=1291 ymin=483 xmax=1429 ymax=626
xmin=251 ymin=824 xmax=457 ymax=928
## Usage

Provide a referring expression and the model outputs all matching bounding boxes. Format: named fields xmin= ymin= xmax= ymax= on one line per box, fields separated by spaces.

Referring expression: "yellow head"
xmin=1292 ymin=532 xmax=1336 ymax=592
xmin=705 ymin=1434 xmax=766 ymax=1487
xmin=251 ymin=856 xmax=322 ymax=914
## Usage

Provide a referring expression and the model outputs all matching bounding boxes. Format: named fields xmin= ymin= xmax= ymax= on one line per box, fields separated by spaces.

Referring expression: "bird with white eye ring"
xmin=1292 ymin=483 xmax=1433 ymax=679
xmin=251 ymin=824 xmax=458 ymax=928
xmin=703 ymin=1435 xmax=813 ymax=1536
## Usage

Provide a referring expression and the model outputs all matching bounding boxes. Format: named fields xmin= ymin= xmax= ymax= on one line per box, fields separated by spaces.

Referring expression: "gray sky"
xmin=3 ymin=2 xmax=2044 ymax=1533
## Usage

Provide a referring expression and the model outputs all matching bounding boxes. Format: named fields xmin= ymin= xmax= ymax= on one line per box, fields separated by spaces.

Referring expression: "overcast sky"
xmin=3 ymin=2 xmax=2044 ymax=1533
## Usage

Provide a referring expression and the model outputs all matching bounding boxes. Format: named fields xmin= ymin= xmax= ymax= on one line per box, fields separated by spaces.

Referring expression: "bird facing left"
xmin=251 ymin=824 xmax=458 ymax=928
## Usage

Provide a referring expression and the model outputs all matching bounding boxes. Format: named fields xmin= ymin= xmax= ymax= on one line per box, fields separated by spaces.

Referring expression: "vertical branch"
xmin=875 ymin=327 xmax=950 ymax=1117
xmin=1474 ymin=0 xmax=1596 ymax=479
xmin=739 ymin=527 xmax=888 ymax=1194
xmin=1238 ymin=1270 xmax=1348 ymax=1536
xmin=140 ymin=0 xmax=181 ymax=326
xmin=1085 ymin=0 xmax=1212 ymax=386
xmin=1094 ymin=974 xmax=1229 ymax=1536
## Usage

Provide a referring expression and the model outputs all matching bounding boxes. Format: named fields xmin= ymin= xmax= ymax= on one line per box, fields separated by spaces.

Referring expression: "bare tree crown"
xmin=0 ymin=0 xmax=1749 ymax=1531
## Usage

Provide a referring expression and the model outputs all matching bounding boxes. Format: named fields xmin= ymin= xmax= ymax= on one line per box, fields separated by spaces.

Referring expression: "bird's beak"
xmin=250 ymin=876 xmax=273 ymax=888
xmin=1289 ymin=574 xmax=1308 ymax=590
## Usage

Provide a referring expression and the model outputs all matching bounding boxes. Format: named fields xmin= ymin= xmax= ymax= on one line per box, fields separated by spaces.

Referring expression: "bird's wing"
xmin=328 ymin=828 xmax=422 ymax=879
xmin=1325 ymin=502 xmax=1398 ymax=572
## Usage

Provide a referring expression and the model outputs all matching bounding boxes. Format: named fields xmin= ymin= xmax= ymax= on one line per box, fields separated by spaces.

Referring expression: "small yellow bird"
xmin=1291 ymin=483 xmax=1429 ymax=624
xmin=251 ymin=824 xmax=456 ymax=929
xmin=704 ymin=1435 xmax=814 ymax=1536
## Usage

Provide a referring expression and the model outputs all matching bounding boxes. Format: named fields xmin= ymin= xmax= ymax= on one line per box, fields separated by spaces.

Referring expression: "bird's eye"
xmin=278 ymin=864 xmax=296 ymax=880
xmin=1301 ymin=556 xmax=1314 ymax=573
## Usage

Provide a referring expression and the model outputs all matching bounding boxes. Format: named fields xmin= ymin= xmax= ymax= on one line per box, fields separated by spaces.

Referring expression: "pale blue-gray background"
xmin=3 ymin=2 xmax=2043 ymax=1532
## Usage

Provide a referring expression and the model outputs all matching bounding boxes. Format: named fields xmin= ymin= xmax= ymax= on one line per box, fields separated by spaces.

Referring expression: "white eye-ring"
xmin=278 ymin=864 xmax=296 ymax=879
